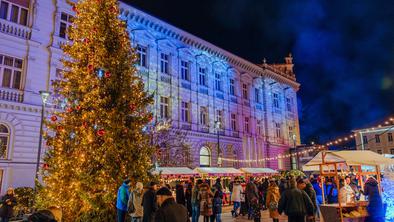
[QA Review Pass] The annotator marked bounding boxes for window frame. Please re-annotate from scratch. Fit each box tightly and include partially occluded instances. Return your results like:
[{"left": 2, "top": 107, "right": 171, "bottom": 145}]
[
  {"left": 181, "top": 101, "right": 190, "bottom": 123},
  {"left": 273, "top": 93, "right": 280, "bottom": 109},
  {"left": 199, "top": 106, "right": 208, "bottom": 126},
  {"left": 0, "top": 54, "right": 23, "bottom": 90},
  {"left": 214, "top": 72, "right": 222, "bottom": 91},
  {"left": 229, "top": 79, "right": 235, "bottom": 95},
  {"left": 180, "top": 60, "right": 190, "bottom": 81},
  {"left": 0, "top": 1, "right": 28, "bottom": 26},
  {"left": 59, "top": 12, "right": 74, "bottom": 39},
  {"left": 159, "top": 96, "right": 170, "bottom": 119},
  {"left": 244, "top": 117, "right": 250, "bottom": 133},
  {"left": 375, "top": 134, "right": 381, "bottom": 143},
  {"left": 136, "top": 45, "right": 148, "bottom": 68},
  {"left": 160, "top": 53, "right": 170, "bottom": 74},
  {"left": 242, "top": 83, "right": 248, "bottom": 100},
  {"left": 388, "top": 133, "right": 393, "bottom": 142},
  {"left": 0, "top": 124, "right": 10, "bottom": 159},
  {"left": 198, "top": 67, "right": 207, "bottom": 86},
  {"left": 254, "top": 88, "right": 260, "bottom": 103},
  {"left": 275, "top": 122, "right": 281, "bottom": 138},
  {"left": 199, "top": 146, "right": 211, "bottom": 167},
  {"left": 363, "top": 135, "right": 368, "bottom": 144},
  {"left": 231, "top": 113, "right": 237, "bottom": 131}
]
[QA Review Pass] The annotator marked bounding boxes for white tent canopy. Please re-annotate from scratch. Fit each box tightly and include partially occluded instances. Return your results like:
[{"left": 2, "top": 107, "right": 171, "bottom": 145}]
[
  {"left": 240, "top": 168, "right": 278, "bottom": 175},
  {"left": 194, "top": 167, "right": 243, "bottom": 176},
  {"left": 303, "top": 150, "right": 394, "bottom": 171},
  {"left": 152, "top": 167, "right": 197, "bottom": 177}
]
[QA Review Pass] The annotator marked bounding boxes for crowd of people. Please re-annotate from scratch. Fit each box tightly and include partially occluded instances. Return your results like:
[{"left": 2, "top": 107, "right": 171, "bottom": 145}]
[{"left": 116, "top": 173, "right": 385, "bottom": 222}]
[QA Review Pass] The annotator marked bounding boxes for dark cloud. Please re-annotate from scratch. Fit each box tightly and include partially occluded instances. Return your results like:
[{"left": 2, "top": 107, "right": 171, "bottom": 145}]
[{"left": 126, "top": 0, "right": 394, "bottom": 143}]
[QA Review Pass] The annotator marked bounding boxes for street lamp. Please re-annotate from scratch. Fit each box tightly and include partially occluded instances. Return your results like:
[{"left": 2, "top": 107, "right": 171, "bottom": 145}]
[
  {"left": 215, "top": 120, "right": 221, "bottom": 167},
  {"left": 35, "top": 90, "right": 51, "bottom": 182},
  {"left": 292, "top": 133, "right": 298, "bottom": 170}
]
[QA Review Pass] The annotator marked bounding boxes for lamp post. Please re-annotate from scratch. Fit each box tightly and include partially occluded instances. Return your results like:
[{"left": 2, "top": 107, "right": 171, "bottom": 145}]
[
  {"left": 215, "top": 120, "right": 221, "bottom": 167},
  {"left": 292, "top": 133, "right": 298, "bottom": 170},
  {"left": 35, "top": 90, "right": 51, "bottom": 182}
]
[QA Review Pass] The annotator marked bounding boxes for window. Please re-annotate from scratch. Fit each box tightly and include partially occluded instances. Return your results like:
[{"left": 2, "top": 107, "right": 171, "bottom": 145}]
[
  {"left": 0, "top": 54, "right": 23, "bottom": 89},
  {"left": 391, "top": 149, "right": 394, "bottom": 154},
  {"left": 286, "top": 98, "right": 292, "bottom": 112},
  {"left": 215, "top": 73, "right": 222, "bottom": 91},
  {"left": 375, "top": 134, "right": 380, "bottom": 143},
  {"left": 181, "top": 101, "right": 190, "bottom": 122},
  {"left": 377, "top": 150, "right": 382, "bottom": 154},
  {"left": 231, "top": 113, "right": 237, "bottom": 131},
  {"left": 200, "top": 106, "right": 208, "bottom": 126},
  {"left": 363, "top": 135, "right": 368, "bottom": 144},
  {"left": 159, "top": 96, "right": 170, "bottom": 119},
  {"left": 198, "top": 67, "right": 207, "bottom": 86},
  {"left": 180, "top": 60, "right": 190, "bottom": 81},
  {"left": 273, "top": 93, "right": 280, "bottom": 109},
  {"left": 136, "top": 45, "right": 147, "bottom": 67},
  {"left": 255, "top": 88, "right": 260, "bottom": 103},
  {"left": 0, "top": 1, "right": 28, "bottom": 26},
  {"left": 59, "top": 12, "right": 73, "bottom": 39},
  {"left": 199, "top": 146, "right": 211, "bottom": 167},
  {"left": 0, "top": 124, "right": 9, "bottom": 159},
  {"left": 275, "top": 123, "right": 281, "bottom": 138},
  {"left": 216, "top": 110, "right": 223, "bottom": 129},
  {"left": 160, "top": 53, "right": 170, "bottom": 74},
  {"left": 388, "top": 133, "right": 393, "bottom": 142},
  {"left": 242, "top": 84, "right": 248, "bottom": 100},
  {"left": 244, "top": 117, "right": 250, "bottom": 133},
  {"left": 257, "top": 120, "right": 263, "bottom": 135},
  {"left": 288, "top": 126, "right": 294, "bottom": 139},
  {"left": 229, "top": 79, "right": 235, "bottom": 95}
]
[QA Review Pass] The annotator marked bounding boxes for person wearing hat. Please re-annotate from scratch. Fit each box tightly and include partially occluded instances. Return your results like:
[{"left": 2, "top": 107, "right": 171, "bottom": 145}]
[
  {"left": 154, "top": 187, "right": 189, "bottom": 222},
  {"left": 266, "top": 178, "right": 280, "bottom": 222},
  {"left": 128, "top": 182, "right": 144, "bottom": 222},
  {"left": 116, "top": 179, "right": 131, "bottom": 222},
  {"left": 142, "top": 181, "right": 158, "bottom": 222}
]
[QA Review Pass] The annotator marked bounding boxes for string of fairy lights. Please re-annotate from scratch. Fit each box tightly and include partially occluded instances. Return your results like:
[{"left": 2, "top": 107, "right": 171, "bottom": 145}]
[{"left": 219, "top": 116, "right": 394, "bottom": 163}]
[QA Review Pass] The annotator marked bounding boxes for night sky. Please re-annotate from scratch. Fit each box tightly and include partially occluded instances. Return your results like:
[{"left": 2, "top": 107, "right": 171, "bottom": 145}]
[{"left": 126, "top": 0, "right": 394, "bottom": 143}]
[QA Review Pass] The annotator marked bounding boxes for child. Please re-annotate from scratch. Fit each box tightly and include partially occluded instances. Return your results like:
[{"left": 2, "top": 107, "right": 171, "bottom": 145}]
[{"left": 213, "top": 190, "right": 223, "bottom": 222}]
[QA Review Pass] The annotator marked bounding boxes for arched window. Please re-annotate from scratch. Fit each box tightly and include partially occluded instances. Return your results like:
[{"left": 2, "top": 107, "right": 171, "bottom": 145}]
[
  {"left": 0, "top": 124, "right": 10, "bottom": 159},
  {"left": 199, "top": 146, "right": 211, "bottom": 167}
]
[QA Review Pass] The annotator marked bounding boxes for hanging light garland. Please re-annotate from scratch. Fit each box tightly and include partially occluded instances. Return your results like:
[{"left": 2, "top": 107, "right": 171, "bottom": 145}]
[{"left": 220, "top": 116, "right": 394, "bottom": 163}]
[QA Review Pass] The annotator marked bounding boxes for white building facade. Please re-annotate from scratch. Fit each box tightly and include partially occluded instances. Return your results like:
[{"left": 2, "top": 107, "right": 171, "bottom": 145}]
[{"left": 0, "top": 0, "right": 300, "bottom": 192}]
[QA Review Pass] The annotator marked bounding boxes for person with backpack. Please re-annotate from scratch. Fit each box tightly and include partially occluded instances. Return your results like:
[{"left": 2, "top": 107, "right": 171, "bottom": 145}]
[
  {"left": 116, "top": 179, "right": 131, "bottom": 222},
  {"left": 266, "top": 178, "right": 280, "bottom": 222},
  {"left": 128, "top": 182, "right": 144, "bottom": 222}
]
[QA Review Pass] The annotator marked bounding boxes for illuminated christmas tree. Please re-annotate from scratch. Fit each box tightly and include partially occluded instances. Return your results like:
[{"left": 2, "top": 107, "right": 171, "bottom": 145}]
[{"left": 36, "top": 0, "right": 154, "bottom": 221}]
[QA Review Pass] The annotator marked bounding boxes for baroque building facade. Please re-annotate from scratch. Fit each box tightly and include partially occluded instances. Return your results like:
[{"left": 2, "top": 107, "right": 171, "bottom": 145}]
[
  {"left": 0, "top": 0, "right": 300, "bottom": 192},
  {"left": 353, "top": 125, "right": 394, "bottom": 155}
]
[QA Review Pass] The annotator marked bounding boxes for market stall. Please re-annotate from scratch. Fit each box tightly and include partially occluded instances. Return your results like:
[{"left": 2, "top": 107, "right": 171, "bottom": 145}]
[
  {"left": 239, "top": 167, "right": 279, "bottom": 177},
  {"left": 152, "top": 167, "right": 198, "bottom": 182},
  {"left": 194, "top": 167, "right": 244, "bottom": 205},
  {"left": 304, "top": 150, "right": 394, "bottom": 222}
]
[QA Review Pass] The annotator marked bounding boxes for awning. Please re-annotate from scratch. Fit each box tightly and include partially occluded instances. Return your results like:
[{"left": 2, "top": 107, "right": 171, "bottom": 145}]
[
  {"left": 239, "top": 168, "right": 279, "bottom": 175},
  {"left": 303, "top": 150, "right": 394, "bottom": 171},
  {"left": 194, "top": 167, "right": 243, "bottom": 176},
  {"left": 152, "top": 167, "right": 198, "bottom": 177}
]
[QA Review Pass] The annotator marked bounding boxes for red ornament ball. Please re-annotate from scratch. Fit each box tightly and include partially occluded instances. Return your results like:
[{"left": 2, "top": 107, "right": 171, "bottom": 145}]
[
  {"left": 148, "top": 115, "right": 153, "bottom": 122},
  {"left": 83, "top": 38, "right": 89, "bottom": 44},
  {"left": 57, "top": 125, "right": 64, "bottom": 131},
  {"left": 129, "top": 104, "right": 136, "bottom": 112},
  {"left": 43, "top": 163, "right": 49, "bottom": 170},
  {"left": 87, "top": 64, "right": 94, "bottom": 72},
  {"left": 72, "top": 5, "right": 77, "bottom": 12},
  {"left": 104, "top": 71, "right": 111, "bottom": 78},
  {"left": 76, "top": 105, "right": 81, "bottom": 111},
  {"left": 82, "top": 122, "right": 88, "bottom": 128},
  {"left": 66, "top": 107, "right": 73, "bottom": 113},
  {"left": 50, "top": 115, "right": 58, "bottom": 122},
  {"left": 97, "top": 129, "right": 105, "bottom": 136}
]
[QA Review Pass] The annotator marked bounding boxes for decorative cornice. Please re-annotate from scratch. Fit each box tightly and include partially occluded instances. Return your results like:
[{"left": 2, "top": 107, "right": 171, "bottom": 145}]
[
  {"left": 0, "top": 101, "right": 41, "bottom": 114},
  {"left": 119, "top": 2, "right": 300, "bottom": 90}
]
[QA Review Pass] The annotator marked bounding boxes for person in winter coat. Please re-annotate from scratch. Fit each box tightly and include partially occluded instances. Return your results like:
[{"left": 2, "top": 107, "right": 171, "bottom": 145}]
[
  {"left": 266, "top": 179, "right": 280, "bottom": 222},
  {"left": 142, "top": 182, "right": 158, "bottom": 222},
  {"left": 0, "top": 187, "right": 17, "bottom": 222},
  {"left": 154, "top": 187, "right": 189, "bottom": 222},
  {"left": 297, "top": 178, "right": 317, "bottom": 222},
  {"left": 116, "top": 179, "right": 131, "bottom": 222},
  {"left": 245, "top": 177, "right": 259, "bottom": 220},
  {"left": 325, "top": 178, "right": 338, "bottom": 204},
  {"left": 362, "top": 176, "right": 384, "bottom": 222},
  {"left": 213, "top": 190, "right": 223, "bottom": 222},
  {"left": 185, "top": 181, "right": 193, "bottom": 217},
  {"left": 231, "top": 179, "right": 243, "bottom": 217},
  {"left": 279, "top": 178, "right": 288, "bottom": 194},
  {"left": 176, "top": 182, "right": 186, "bottom": 206},
  {"left": 278, "top": 178, "right": 315, "bottom": 222},
  {"left": 129, "top": 182, "right": 144, "bottom": 222},
  {"left": 191, "top": 180, "right": 203, "bottom": 222},
  {"left": 198, "top": 182, "right": 213, "bottom": 222}
]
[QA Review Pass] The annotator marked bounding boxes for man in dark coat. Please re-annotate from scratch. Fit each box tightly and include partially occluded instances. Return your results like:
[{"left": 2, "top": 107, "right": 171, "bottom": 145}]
[
  {"left": 0, "top": 188, "right": 17, "bottom": 222},
  {"left": 175, "top": 182, "right": 186, "bottom": 206},
  {"left": 155, "top": 187, "right": 189, "bottom": 222},
  {"left": 362, "top": 177, "right": 384, "bottom": 222},
  {"left": 245, "top": 177, "right": 259, "bottom": 220},
  {"left": 142, "top": 182, "right": 158, "bottom": 222},
  {"left": 297, "top": 178, "right": 317, "bottom": 222},
  {"left": 278, "top": 178, "right": 315, "bottom": 222}
]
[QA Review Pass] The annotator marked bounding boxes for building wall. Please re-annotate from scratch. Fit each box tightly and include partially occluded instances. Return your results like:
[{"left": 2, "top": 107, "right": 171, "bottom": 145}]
[
  {"left": 354, "top": 125, "right": 394, "bottom": 155},
  {"left": 0, "top": 0, "right": 300, "bottom": 192}
]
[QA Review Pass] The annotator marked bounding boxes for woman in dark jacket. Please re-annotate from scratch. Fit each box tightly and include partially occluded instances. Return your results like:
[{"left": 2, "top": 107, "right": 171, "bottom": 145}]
[
  {"left": 362, "top": 177, "right": 384, "bottom": 222},
  {"left": 185, "top": 182, "right": 193, "bottom": 217},
  {"left": 0, "top": 188, "right": 17, "bottom": 222}
]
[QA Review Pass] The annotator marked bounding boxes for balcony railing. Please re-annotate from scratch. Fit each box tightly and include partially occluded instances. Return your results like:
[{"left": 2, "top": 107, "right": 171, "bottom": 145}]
[
  {"left": 0, "top": 88, "right": 24, "bottom": 103},
  {"left": 0, "top": 19, "right": 31, "bottom": 40}
]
